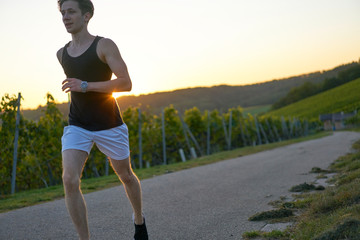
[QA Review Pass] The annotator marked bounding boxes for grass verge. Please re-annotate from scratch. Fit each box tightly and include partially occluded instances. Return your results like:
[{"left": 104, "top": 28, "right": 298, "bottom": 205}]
[
  {"left": 0, "top": 131, "right": 329, "bottom": 213},
  {"left": 249, "top": 209, "right": 293, "bottom": 221},
  {"left": 243, "top": 230, "right": 290, "bottom": 239},
  {"left": 261, "top": 137, "right": 360, "bottom": 240}
]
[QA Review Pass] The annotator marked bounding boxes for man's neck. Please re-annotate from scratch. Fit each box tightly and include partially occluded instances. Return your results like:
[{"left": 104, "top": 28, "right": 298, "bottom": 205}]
[{"left": 71, "top": 30, "right": 94, "bottom": 47}]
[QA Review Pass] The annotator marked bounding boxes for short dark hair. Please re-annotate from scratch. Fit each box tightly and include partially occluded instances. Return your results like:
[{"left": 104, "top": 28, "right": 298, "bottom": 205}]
[{"left": 58, "top": 0, "right": 94, "bottom": 18}]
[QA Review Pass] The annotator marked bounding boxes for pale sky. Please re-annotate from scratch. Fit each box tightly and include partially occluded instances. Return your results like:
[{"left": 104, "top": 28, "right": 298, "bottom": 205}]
[{"left": 0, "top": 0, "right": 359, "bottom": 109}]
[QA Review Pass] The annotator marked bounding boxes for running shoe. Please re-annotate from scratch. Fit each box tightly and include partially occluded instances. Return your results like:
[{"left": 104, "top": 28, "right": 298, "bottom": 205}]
[{"left": 134, "top": 218, "right": 148, "bottom": 240}]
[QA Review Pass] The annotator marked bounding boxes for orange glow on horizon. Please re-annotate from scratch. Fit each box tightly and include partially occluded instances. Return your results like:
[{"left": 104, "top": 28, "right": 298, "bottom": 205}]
[{"left": 112, "top": 92, "right": 135, "bottom": 99}]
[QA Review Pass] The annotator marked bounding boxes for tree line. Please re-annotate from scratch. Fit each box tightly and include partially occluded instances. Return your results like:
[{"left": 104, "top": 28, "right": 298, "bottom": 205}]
[
  {"left": 272, "top": 62, "right": 360, "bottom": 110},
  {"left": 0, "top": 93, "right": 321, "bottom": 195}
]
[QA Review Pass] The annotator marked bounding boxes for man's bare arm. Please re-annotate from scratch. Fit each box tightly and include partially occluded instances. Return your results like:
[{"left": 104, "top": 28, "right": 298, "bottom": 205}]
[
  {"left": 61, "top": 38, "right": 132, "bottom": 94},
  {"left": 96, "top": 38, "right": 132, "bottom": 92}
]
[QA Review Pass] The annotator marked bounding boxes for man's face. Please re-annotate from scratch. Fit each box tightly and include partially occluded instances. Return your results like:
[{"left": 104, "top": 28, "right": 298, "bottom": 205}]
[{"left": 60, "top": 1, "right": 89, "bottom": 34}]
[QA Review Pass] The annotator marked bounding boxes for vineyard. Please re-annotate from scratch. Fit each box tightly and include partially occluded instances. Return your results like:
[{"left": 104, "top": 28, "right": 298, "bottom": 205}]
[
  {"left": 0, "top": 93, "right": 321, "bottom": 195},
  {"left": 267, "top": 78, "right": 360, "bottom": 119}
]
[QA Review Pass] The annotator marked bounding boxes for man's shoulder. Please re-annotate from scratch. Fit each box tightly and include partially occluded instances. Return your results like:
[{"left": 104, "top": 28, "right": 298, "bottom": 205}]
[
  {"left": 56, "top": 47, "right": 64, "bottom": 63},
  {"left": 56, "top": 39, "right": 71, "bottom": 63},
  {"left": 98, "top": 37, "right": 117, "bottom": 47},
  {"left": 97, "top": 37, "right": 119, "bottom": 54},
  {"left": 57, "top": 47, "right": 64, "bottom": 55}
]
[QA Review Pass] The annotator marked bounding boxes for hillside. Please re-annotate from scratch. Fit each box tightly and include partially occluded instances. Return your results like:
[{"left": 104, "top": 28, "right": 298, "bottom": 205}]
[
  {"left": 271, "top": 62, "right": 360, "bottom": 110},
  {"left": 115, "top": 62, "right": 356, "bottom": 114},
  {"left": 265, "top": 78, "right": 360, "bottom": 119},
  {"left": 21, "top": 62, "right": 356, "bottom": 121}
]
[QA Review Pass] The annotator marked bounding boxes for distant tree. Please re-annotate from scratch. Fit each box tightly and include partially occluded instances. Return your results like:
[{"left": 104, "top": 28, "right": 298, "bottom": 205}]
[{"left": 272, "top": 82, "right": 320, "bottom": 110}]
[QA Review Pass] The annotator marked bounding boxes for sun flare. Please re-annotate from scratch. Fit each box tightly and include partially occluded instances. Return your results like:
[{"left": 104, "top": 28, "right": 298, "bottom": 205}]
[{"left": 112, "top": 92, "right": 123, "bottom": 99}]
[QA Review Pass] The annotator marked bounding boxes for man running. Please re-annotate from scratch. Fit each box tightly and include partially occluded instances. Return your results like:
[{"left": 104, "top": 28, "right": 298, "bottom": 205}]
[{"left": 56, "top": 0, "right": 148, "bottom": 239}]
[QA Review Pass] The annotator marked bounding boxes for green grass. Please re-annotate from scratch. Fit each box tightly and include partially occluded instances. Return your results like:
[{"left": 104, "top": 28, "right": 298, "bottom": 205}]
[
  {"left": 242, "top": 230, "right": 290, "bottom": 239},
  {"left": 287, "top": 139, "right": 360, "bottom": 239},
  {"left": 249, "top": 208, "right": 293, "bottom": 221},
  {"left": 313, "top": 219, "right": 360, "bottom": 240},
  {"left": 266, "top": 78, "right": 360, "bottom": 119},
  {"left": 0, "top": 132, "right": 330, "bottom": 213},
  {"left": 289, "top": 182, "right": 325, "bottom": 192},
  {"left": 242, "top": 230, "right": 261, "bottom": 238},
  {"left": 263, "top": 230, "right": 289, "bottom": 238},
  {"left": 242, "top": 132, "right": 360, "bottom": 239}
]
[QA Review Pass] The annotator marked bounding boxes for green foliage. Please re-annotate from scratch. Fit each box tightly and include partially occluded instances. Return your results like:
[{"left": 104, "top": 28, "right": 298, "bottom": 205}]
[
  {"left": 0, "top": 93, "right": 67, "bottom": 194},
  {"left": 162, "top": 105, "right": 184, "bottom": 164},
  {"left": 267, "top": 78, "right": 360, "bottom": 119},
  {"left": 345, "top": 111, "right": 360, "bottom": 125},
  {"left": 0, "top": 92, "right": 320, "bottom": 194},
  {"left": 272, "top": 62, "right": 360, "bottom": 110},
  {"left": 272, "top": 81, "right": 321, "bottom": 110},
  {"left": 184, "top": 107, "right": 207, "bottom": 154},
  {"left": 0, "top": 94, "right": 19, "bottom": 194}
]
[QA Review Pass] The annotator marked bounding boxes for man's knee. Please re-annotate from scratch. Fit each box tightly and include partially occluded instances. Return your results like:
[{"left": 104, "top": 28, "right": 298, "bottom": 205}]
[
  {"left": 61, "top": 149, "right": 87, "bottom": 192},
  {"left": 110, "top": 157, "right": 137, "bottom": 185},
  {"left": 62, "top": 172, "right": 81, "bottom": 192},
  {"left": 118, "top": 171, "right": 137, "bottom": 185}
]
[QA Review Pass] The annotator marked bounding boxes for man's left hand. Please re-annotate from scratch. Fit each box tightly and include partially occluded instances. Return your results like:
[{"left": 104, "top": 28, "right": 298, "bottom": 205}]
[{"left": 62, "top": 78, "right": 82, "bottom": 93}]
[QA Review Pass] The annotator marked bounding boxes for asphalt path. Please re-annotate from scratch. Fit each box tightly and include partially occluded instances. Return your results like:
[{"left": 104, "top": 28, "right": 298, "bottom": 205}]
[{"left": 1, "top": 131, "right": 360, "bottom": 240}]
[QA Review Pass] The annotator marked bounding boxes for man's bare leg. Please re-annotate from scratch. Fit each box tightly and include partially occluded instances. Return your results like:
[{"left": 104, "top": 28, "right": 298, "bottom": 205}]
[
  {"left": 62, "top": 149, "right": 90, "bottom": 240},
  {"left": 110, "top": 157, "right": 144, "bottom": 225}
]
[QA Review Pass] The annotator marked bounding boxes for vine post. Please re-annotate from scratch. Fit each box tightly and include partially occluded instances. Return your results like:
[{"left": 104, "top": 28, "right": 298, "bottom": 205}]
[
  {"left": 11, "top": 92, "right": 21, "bottom": 194},
  {"left": 162, "top": 109, "right": 166, "bottom": 165},
  {"left": 138, "top": 108, "right": 143, "bottom": 168}
]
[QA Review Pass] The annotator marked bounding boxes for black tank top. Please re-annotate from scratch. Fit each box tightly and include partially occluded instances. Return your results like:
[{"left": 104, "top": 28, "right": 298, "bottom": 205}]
[{"left": 61, "top": 36, "right": 123, "bottom": 131}]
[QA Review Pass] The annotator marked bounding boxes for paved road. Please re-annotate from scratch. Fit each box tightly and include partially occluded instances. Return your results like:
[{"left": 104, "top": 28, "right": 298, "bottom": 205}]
[{"left": 1, "top": 131, "right": 360, "bottom": 240}]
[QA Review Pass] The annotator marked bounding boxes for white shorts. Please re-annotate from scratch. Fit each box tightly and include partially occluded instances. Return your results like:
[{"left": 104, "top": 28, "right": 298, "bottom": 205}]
[{"left": 61, "top": 124, "right": 130, "bottom": 160}]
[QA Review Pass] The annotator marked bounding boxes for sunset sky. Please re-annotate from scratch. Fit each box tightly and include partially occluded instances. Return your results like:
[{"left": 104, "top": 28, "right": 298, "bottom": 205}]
[{"left": 0, "top": 0, "right": 359, "bottom": 109}]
